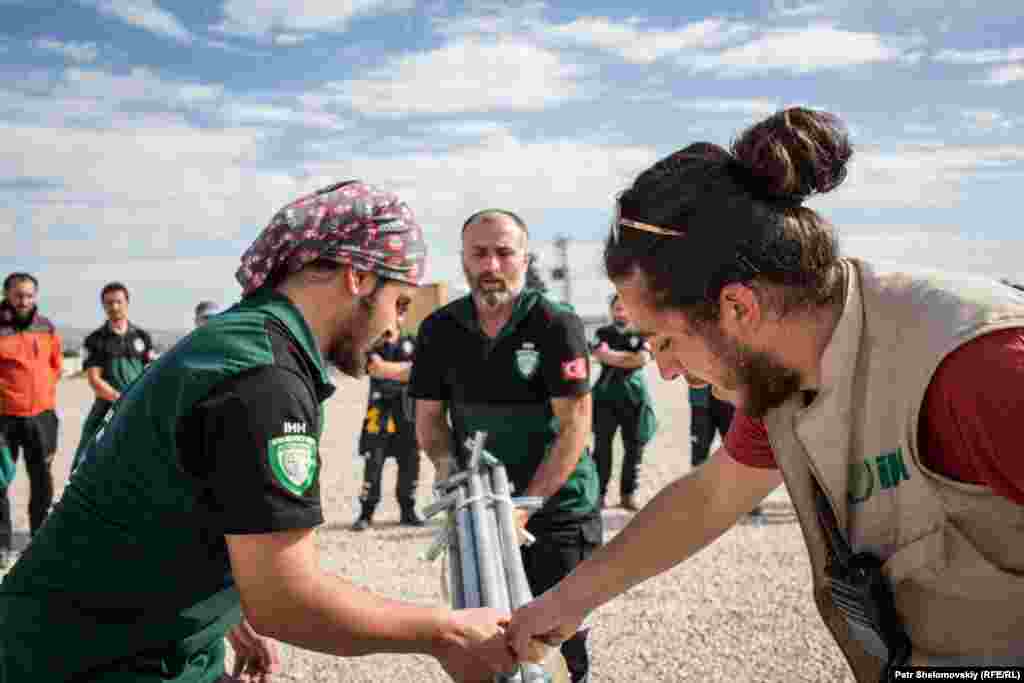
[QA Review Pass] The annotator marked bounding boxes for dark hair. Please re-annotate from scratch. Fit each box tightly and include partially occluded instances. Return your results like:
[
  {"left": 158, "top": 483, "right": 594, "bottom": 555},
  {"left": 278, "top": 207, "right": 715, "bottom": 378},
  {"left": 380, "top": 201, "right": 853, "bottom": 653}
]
[
  {"left": 194, "top": 300, "right": 220, "bottom": 317},
  {"left": 604, "top": 107, "right": 851, "bottom": 325},
  {"left": 3, "top": 272, "right": 38, "bottom": 292},
  {"left": 461, "top": 209, "right": 529, "bottom": 238},
  {"left": 100, "top": 282, "right": 130, "bottom": 303}
]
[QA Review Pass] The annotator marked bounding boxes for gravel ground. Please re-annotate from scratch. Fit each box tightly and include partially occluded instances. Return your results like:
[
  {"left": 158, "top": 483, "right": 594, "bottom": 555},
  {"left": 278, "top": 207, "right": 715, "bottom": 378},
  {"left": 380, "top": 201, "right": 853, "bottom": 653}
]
[{"left": 5, "top": 369, "right": 854, "bottom": 682}]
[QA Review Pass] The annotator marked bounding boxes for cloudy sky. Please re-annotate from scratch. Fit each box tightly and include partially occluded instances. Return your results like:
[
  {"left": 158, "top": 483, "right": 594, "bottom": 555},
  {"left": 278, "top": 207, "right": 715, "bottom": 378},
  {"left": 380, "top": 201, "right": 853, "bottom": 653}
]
[{"left": 1, "top": 1, "right": 1022, "bottom": 330}]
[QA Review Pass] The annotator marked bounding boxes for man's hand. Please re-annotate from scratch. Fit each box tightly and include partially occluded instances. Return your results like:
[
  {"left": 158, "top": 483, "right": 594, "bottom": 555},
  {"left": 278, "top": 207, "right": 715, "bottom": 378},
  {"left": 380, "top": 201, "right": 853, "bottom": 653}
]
[
  {"left": 591, "top": 342, "right": 610, "bottom": 364},
  {"left": 435, "top": 607, "right": 517, "bottom": 682},
  {"left": 366, "top": 353, "right": 383, "bottom": 374},
  {"left": 512, "top": 508, "right": 532, "bottom": 546},
  {"left": 506, "top": 593, "right": 583, "bottom": 665},
  {"left": 226, "top": 618, "right": 280, "bottom": 682}
]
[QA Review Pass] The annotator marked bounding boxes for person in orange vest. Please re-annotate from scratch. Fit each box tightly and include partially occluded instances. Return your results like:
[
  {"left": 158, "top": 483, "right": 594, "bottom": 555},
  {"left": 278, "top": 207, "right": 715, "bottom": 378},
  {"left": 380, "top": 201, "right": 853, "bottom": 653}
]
[{"left": 0, "top": 272, "right": 62, "bottom": 569}]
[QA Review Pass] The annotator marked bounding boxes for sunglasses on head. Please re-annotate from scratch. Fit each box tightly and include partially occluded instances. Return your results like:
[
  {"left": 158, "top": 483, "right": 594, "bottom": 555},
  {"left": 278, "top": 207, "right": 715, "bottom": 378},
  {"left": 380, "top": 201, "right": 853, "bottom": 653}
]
[
  {"left": 609, "top": 196, "right": 687, "bottom": 244},
  {"left": 609, "top": 198, "right": 763, "bottom": 278}
]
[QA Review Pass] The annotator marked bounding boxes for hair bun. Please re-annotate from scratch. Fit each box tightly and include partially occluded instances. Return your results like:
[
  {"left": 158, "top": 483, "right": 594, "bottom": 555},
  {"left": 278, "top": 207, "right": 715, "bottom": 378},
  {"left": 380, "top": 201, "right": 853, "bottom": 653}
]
[{"left": 731, "top": 107, "right": 852, "bottom": 203}]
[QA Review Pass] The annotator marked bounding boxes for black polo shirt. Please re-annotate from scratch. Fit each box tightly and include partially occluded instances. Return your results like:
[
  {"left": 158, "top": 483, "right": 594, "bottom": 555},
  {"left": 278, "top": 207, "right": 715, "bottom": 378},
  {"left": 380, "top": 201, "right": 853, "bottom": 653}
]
[
  {"left": 368, "top": 333, "right": 416, "bottom": 402},
  {"left": 409, "top": 289, "right": 599, "bottom": 519},
  {"left": 82, "top": 322, "right": 154, "bottom": 394},
  {"left": 592, "top": 323, "right": 654, "bottom": 399}
]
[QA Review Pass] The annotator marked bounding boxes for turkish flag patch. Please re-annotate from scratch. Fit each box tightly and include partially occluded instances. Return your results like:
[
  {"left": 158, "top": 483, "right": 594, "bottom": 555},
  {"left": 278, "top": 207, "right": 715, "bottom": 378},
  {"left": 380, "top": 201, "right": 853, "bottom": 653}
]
[{"left": 561, "top": 357, "right": 588, "bottom": 381}]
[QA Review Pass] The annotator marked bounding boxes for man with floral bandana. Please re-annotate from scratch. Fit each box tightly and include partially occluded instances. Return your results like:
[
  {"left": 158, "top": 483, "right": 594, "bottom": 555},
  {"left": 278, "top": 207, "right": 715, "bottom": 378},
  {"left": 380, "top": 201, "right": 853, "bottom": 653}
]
[{"left": 0, "top": 181, "right": 513, "bottom": 683}]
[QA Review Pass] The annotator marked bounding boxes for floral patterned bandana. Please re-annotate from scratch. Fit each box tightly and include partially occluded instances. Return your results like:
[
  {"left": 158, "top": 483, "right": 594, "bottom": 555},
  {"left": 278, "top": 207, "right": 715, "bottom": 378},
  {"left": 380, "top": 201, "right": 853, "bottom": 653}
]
[{"left": 236, "top": 180, "right": 427, "bottom": 296}]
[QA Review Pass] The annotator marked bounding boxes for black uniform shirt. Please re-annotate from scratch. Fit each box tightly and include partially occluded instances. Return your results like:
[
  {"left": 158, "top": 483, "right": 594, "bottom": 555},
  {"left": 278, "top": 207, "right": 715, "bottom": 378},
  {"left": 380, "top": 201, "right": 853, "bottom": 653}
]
[
  {"left": 368, "top": 333, "right": 416, "bottom": 402},
  {"left": 82, "top": 322, "right": 154, "bottom": 394},
  {"left": 176, "top": 317, "right": 332, "bottom": 535}
]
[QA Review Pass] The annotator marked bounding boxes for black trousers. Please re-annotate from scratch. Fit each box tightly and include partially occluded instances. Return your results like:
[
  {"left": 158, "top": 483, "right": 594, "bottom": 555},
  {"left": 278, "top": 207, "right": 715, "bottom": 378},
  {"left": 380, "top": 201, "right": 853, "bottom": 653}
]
[
  {"left": 592, "top": 398, "right": 645, "bottom": 499},
  {"left": 0, "top": 411, "right": 59, "bottom": 548},
  {"left": 521, "top": 513, "right": 603, "bottom": 683},
  {"left": 357, "top": 399, "right": 420, "bottom": 513},
  {"left": 690, "top": 392, "right": 735, "bottom": 468}
]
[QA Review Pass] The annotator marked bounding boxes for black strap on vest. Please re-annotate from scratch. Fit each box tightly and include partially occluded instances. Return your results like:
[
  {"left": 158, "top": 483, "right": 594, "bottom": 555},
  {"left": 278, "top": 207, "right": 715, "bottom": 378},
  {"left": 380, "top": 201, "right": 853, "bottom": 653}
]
[{"left": 812, "top": 478, "right": 911, "bottom": 681}]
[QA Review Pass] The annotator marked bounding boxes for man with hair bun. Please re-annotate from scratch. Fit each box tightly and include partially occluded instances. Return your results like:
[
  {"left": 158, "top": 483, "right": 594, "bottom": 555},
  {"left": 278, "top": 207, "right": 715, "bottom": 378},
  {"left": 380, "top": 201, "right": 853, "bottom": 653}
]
[{"left": 508, "top": 108, "right": 1024, "bottom": 677}]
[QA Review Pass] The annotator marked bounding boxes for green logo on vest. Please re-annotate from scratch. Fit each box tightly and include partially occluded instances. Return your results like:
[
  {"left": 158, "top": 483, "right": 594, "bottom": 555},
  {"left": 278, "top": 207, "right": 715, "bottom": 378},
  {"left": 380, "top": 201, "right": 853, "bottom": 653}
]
[
  {"left": 848, "top": 448, "right": 910, "bottom": 505},
  {"left": 515, "top": 342, "right": 540, "bottom": 380},
  {"left": 268, "top": 434, "right": 318, "bottom": 496}
]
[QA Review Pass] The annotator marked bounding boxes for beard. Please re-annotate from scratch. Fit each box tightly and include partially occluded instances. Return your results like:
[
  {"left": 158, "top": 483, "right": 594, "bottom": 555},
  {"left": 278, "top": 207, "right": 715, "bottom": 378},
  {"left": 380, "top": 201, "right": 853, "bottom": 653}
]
[
  {"left": 13, "top": 305, "right": 35, "bottom": 322},
  {"left": 703, "top": 323, "right": 802, "bottom": 418},
  {"left": 464, "top": 265, "right": 521, "bottom": 309},
  {"left": 328, "top": 295, "right": 383, "bottom": 379}
]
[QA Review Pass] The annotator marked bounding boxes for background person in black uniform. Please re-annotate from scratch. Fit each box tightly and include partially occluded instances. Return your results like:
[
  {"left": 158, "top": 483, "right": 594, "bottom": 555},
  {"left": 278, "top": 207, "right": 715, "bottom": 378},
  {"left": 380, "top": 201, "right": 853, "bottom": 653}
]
[
  {"left": 590, "top": 293, "right": 657, "bottom": 511},
  {"left": 71, "top": 281, "right": 155, "bottom": 471},
  {"left": 685, "top": 372, "right": 762, "bottom": 517},
  {"left": 411, "top": 209, "right": 600, "bottom": 683},
  {"left": 353, "top": 311, "right": 424, "bottom": 530},
  {"left": 194, "top": 300, "right": 222, "bottom": 327}
]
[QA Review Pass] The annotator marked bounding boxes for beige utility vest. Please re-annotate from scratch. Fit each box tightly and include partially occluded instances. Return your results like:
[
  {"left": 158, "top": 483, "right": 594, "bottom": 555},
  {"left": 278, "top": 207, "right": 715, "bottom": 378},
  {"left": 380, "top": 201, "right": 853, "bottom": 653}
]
[{"left": 762, "top": 259, "right": 1024, "bottom": 680}]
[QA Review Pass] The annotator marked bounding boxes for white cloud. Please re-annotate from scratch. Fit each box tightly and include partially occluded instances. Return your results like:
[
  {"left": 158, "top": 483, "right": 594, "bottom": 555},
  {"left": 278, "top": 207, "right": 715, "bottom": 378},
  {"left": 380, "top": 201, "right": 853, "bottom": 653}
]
[
  {"left": 978, "top": 63, "right": 1024, "bottom": 86},
  {"left": 221, "top": 102, "right": 347, "bottom": 130},
  {"left": 333, "top": 38, "right": 588, "bottom": 115},
  {"left": 773, "top": 2, "right": 828, "bottom": 17},
  {"left": 933, "top": 47, "right": 1024, "bottom": 65},
  {"left": 0, "top": 121, "right": 293, "bottom": 249},
  {"left": 689, "top": 24, "right": 914, "bottom": 75},
  {"left": 203, "top": 38, "right": 271, "bottom": 57},
  {"left": 676, "top": 97, "right": 781, "bottom": 116},
  {"left": 32, "top": 255, "right": 243, "bottom": 329},
  {"left": 961, "top": 109, "right": 1015, "bottom": 132},
  {"left": 273, "top": 33, "right": 312, "bottom": 46},
  {"left": 33, "top": 38, "right": 99, "bottom": 63},
  {"left": 540, "top": 17, "right": 751, "bottom": 64},
  {"left": 60, "top": 66, "right": 223, "bottom": 107},
  {"left": 815, "top": 144, "right": 1024, "bottom": 210},
  {"left": 84, "top": 0, "right": 193, "bottom": 44},
  {"left": 214, "top": 0, "right": 414, "bottom": 38},
  {"left": 299, "top": 132, "right": 656, "bottom": 282},
  {"left": 420, "top": 120, "right": 512, "bottom": 138}
]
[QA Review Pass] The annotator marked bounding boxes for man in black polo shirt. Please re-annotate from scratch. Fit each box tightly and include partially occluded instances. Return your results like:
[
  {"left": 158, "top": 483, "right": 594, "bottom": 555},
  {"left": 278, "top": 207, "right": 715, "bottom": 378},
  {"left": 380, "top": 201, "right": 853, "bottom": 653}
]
[
  {"left": 71, "top": 282, "right": 155, "bottom": 471},
  {"left": 353, "top": 311, "right": 424, "bottom": 530},
  {"left": 411, "top": 209, "right": 600, "bottom": 683}
]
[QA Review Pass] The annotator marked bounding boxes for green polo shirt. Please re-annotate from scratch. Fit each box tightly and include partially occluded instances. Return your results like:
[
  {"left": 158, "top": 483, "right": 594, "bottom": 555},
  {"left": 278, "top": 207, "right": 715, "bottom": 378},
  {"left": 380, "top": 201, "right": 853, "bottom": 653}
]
[
  {"left": 409, "top": 289, "right": 599, "bottom": 521},
  {"left": 0, "top": 289, "right": 334, "bottom": 682}
]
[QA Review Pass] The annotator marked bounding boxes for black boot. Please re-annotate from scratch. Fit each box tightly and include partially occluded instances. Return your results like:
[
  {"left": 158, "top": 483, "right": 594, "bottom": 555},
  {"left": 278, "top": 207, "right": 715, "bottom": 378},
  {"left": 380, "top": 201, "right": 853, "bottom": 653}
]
[
  {"left": 352, "top": 505, "right": 374, "bottom": 531},
  {"left": 399, "top": 505, "right": 425, "bottom": 527}
]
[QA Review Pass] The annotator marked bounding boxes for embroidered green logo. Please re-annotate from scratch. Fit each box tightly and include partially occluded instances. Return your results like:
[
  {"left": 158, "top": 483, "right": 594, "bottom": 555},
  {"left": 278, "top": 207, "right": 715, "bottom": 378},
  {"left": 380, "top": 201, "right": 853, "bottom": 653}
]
[
  {"left": 515, "top": 342, "right": 540, "bottom": 379},
  {"left": 848, "top": 448, "right": 910, "bottom": 505},
  {"left": 268, "top": 434, "right": 318, "bottom": 496}
]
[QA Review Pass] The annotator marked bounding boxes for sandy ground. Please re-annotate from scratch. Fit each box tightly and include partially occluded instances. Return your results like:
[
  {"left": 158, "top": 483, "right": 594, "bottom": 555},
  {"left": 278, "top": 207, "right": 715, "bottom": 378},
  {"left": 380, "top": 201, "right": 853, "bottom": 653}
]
[{"left": 4, "top": 369, "right": 854, "bottom": 682}]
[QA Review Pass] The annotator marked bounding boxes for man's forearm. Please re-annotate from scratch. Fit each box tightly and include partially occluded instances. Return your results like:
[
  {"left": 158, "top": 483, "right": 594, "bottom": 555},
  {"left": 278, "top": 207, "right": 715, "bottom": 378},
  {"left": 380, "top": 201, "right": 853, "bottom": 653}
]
[
  {"left": 87, "top": 374, "right": 120, "bottom": 402},
  {"left": 252, "top": 572, "right": 454, "bottom": 658},
  {"left": 524, "top": 419, "right": 589, "bottom": 500},
  {"left": 418, "top": 416, "right": 454, "bottom": 474},
  {"left": 549, "top": 449, "right": 781, "bottom": 619},
  {"left": 599, "top": 349, "right": 647, "bottom": 370},
  {"left": 368, "top": 360, "right": 412, "bottom": 383}
]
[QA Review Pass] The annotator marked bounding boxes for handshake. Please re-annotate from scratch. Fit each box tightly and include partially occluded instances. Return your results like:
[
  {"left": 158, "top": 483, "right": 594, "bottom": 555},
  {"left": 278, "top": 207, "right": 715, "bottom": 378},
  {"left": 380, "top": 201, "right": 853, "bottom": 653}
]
[{"left": 423, "top": 433, "right": 580, "bottom": 683}]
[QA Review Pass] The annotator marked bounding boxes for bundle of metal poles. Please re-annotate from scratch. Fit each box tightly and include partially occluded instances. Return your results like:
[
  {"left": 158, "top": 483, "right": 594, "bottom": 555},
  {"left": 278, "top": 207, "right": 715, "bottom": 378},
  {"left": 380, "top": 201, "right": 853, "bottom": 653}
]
[{"left": 423, "top": 431, "right": 560, "bottom": 683}]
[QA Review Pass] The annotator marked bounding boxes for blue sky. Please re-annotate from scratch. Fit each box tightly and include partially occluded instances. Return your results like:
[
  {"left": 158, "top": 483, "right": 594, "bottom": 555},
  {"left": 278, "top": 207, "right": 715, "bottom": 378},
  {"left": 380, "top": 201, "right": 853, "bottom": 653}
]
[{"left": 1, "top": 0, "right": 1022, "bottom": 330}]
